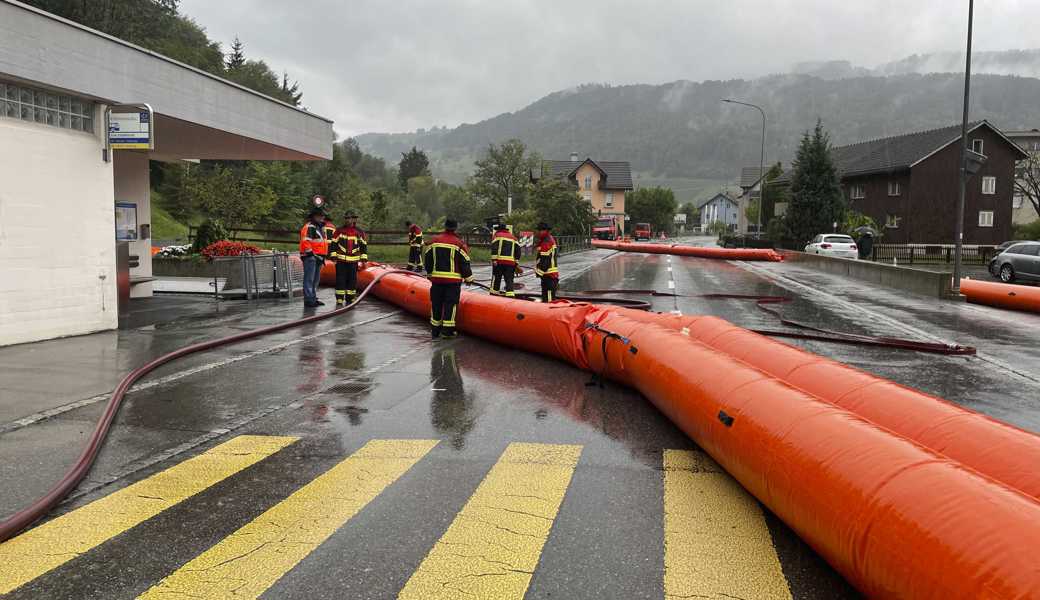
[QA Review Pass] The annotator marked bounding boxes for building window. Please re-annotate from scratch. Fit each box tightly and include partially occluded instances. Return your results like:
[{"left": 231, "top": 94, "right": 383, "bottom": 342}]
[
  {"left": 978, "top": 210, "right": 994, "bottom": 227},
  {"left": 982, "top": 176, "right": 996, "bottom": 195},
  {"left": 0, "top": 80, "right": 95, "bottom": 133},
  {"left": 583, "top": 191, "right": 592, "bottom": 203},
  {"left": 888, "top": 181, "right": 901, "bottom": 196},
  {"left": 885, "top": 214, "right": 901, "bottom": 229},
  {"left": 1032, "top": 141, "right": 1040, "bottom": 151},
  {"left": 971, "top": 139, "right": 984, "bottom": 155},
  {"left": 850, "top": 184, "right": 865, "bottom": 199},
  {"left": 1013, "top": 193, "right": 1024, "bottom": 209},
  {"left": 605, "top": 192, "right": 614, "bottom": 207},
  {"left": 584, "top": 175, "right": 592, "bottom": 190}
]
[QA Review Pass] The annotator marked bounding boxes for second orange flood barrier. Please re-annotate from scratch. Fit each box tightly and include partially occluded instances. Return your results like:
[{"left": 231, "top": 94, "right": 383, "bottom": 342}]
[
  {"left": 357, "top": 264, "right": 1040, "bottom": 599},
  {"left": 592, "top": 239, "right": 784, "bottom": 261},
  {"left": 960, "top": 278, "right": 1040, "bottom": 313}
]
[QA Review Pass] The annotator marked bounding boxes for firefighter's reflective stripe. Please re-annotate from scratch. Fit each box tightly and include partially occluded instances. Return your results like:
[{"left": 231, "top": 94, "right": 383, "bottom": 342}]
[
  {"left": 408, "top": 226, "right": 424, "bottom": 247},
  {"left": 332, "top": 231, "right": 368, "bottom": 261},
  {"left": 491, "top": 237, "right": 519, "bottom": 264},
  {"left": 536, "top": 244, "right": 559, "bottom": 276},
  {"left": 426, "top": 243, "right": 469, "bottom": 281},
  {"left": 443, "top": 304, "right": 458, "bottom": 327}
]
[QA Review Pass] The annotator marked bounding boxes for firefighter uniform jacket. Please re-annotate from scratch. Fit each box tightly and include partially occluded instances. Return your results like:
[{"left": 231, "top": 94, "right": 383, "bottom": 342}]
[
  {"left": 322, "top": 219, "right": 337, "bottom": 259},
  {"left": 424, "top": 232, "right": 474, "bottom": 284},
  {"left": 299, "top": 221, "right": 328, "bottom": 258},
  {"left": 490, "top": 230, "right": 521, "bottom": 266},
  {"left": 331, "top": 225, "right": 369, "bottom": 262},
  {"left": 535, "top": 234, "right": 559, "bottom": 279},
  {"left": 408, "top": 224, "right": 424, "bottom": 247}
]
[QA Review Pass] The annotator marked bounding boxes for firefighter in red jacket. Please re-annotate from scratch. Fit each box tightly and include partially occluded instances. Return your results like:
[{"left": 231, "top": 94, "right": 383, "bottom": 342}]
[
  {"left": 406, "top": 220, "right": 424, "bottom": 272},
  {"left": 535, "top": 222, "right": 559, "bottom": 302},
  {"left": 322, "top": 215, "right": 337, "bottom": 262},
  {"left": 330, "top": 210, "right": 368, "bottom": 306},
  {"left": 423, "top": 219, "right": 473, "bottom": 339},
  {"left": 490, "top": 223, "right": 522, "bottom": 297}
]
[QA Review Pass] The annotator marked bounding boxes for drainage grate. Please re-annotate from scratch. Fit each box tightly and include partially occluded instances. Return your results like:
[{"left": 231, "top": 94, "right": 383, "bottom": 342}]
[{"left": 323, "top": 380, "right": 375, "bottom": 395}]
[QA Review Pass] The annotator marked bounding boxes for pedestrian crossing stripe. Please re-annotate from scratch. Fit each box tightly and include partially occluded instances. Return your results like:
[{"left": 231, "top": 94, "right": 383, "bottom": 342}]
[
  {"left": 0, "top": 434, "right": 298, "bottom": 595},
  {"left": 138, "top": 438, "right": 439, "bottom": 600},
  {"left": 0, "top": 438, "right": 795, "bottom": 598},
  {"left": 398, "top": 442, "right": 582, "bottom": 600},
  {"left": 663, "top": 449, "right": 792, "bottom": 600}
]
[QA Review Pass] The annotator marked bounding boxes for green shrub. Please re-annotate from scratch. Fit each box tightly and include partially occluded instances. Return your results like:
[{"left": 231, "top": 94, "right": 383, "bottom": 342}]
[
  {"left": 1012, "top": 219, "right": 1040, "bottom": 241},
  {"left": 191, "top": 219, "right": 228, "bottom": 254}
]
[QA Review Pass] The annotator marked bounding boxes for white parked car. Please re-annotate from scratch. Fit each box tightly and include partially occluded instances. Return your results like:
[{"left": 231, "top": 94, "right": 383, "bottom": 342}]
[{"left": 804, "top": 234, "right": 859, "bottom": 259}]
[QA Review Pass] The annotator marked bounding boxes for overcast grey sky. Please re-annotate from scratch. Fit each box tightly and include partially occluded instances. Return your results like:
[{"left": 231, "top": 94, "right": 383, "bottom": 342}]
[{"left": 180, "top": 0, "right": 1037, "bottom": 137}]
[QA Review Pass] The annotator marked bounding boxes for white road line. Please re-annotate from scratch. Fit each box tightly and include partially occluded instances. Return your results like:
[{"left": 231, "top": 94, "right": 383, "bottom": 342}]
[
  {"left": 667, "top": 280, "right": 676, "bottom": 289},
  {"left": 0, "top": 311, "right": 401, "bottom": 434},
  {"left": 734, "top": 260, "right": 1040, "bottom": 385}
]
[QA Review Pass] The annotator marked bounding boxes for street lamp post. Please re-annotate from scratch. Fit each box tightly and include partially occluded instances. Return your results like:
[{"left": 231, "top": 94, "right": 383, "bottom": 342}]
[
  {"left": 952, "top": 0, "right": 974, "bottom": 294},
  {"left": 722, "top": 98, "right": 766, "bottom": 237}
]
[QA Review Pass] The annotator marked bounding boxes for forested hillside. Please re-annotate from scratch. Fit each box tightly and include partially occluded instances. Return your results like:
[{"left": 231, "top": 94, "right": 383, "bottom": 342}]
[{"left": 358, "top": 70, "right": 1040, "bottom": 182}]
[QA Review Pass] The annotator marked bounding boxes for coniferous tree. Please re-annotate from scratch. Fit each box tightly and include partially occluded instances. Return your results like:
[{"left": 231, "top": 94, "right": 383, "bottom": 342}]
[
  {"left": 225, "top": 36, "right": 245, "bottom": 70},
  {"left": 785, "top": 120, "right": 846, "bottom": 245}
]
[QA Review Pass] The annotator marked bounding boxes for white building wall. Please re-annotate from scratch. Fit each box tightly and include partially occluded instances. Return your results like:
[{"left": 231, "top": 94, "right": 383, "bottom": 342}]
[
  {"left": 0, "top": 112, "right": 117, "bottom": 346},
  {"left": 113, "top": 151, "right": 152, "bottom": 297}
]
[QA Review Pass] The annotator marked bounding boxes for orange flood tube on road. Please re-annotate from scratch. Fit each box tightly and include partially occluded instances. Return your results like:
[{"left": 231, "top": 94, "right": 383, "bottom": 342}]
[
  {"left": 960, "top": 278, "right": 1040, "bottom": 313},
  {"left": 357, "top": 264, "right": 1040, "bottom": 599},
  {"left": 593, "top": 239, "right": 783, "bottom": 261},
  {"left": 617, "top": 310, "right": 1040, "bottom": 502}
]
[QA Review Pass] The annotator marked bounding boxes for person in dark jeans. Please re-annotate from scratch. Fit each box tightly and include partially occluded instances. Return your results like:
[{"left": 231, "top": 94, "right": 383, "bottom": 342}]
[{"left": 299, "top": 207, "right": 328, "bottom": 307}]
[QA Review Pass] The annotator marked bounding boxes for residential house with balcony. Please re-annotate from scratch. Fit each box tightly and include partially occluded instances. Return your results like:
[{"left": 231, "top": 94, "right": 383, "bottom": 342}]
[
  {"left": 773, "top": 121, "right": 1027, "bottom": 244},
  {"left": 537, "top": 153, "right": 633, "bottom": 220}
]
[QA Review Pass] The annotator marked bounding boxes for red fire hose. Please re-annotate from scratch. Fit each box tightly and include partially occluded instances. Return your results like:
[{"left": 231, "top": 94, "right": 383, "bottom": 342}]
[{"left": 0, "top": 268, "right": 424, "bottom": 543}]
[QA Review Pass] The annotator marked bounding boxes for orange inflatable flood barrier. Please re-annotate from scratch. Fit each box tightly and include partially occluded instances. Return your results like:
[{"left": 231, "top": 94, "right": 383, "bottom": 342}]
[
  {"left": 592, "top": 239, "right": 783, "bottom": 261},
  {"left": 960, "top": 278, "right": 1040, "bottom": 313},
  {"left": 357, "top": 264, "right": 1040, "bottom": 599}
]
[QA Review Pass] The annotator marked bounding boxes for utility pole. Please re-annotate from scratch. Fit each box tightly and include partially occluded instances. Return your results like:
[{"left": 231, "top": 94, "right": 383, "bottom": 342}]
[
  {"left": 722, "top": 99, "right": 766, "bottom": 237},
  {"left": 953, "top": 0, "right": 974, "bottom": 294}
]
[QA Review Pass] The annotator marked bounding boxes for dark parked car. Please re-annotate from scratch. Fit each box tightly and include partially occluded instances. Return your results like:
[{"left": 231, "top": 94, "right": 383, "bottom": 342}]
[{"left": 988, "top": 241, "right": 1040, "bottom": 283}]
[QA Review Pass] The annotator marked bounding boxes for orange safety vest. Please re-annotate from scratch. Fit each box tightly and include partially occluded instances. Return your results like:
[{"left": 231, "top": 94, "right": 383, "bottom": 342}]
[{"left": 299, "top": 221, "right": 328, "bottom": 257}]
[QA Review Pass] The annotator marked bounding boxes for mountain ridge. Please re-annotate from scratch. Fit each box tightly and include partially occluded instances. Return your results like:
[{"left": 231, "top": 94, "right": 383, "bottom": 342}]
[{"left": 357, "top": 51, "right": 1040, "bottom": 185}]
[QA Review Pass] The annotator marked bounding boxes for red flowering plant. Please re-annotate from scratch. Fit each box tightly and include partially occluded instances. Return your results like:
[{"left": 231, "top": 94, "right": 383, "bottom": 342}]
[{"left": 200, "top": 240, "right": 263, "bottom": 260}]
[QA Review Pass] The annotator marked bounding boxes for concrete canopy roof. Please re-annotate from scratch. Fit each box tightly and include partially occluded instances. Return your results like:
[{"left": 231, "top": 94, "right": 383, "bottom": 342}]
[{"left": 0, "top": 0, "right": 334, "bottom": 160}]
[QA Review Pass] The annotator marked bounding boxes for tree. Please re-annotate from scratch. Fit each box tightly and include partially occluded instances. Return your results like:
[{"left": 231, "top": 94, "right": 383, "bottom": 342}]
[
  {"left": 472, "top": 140, "right": 536, "bottom": 214},
  {"left": 760, "top": 162, "right": 788, "bottom": 229},
  {"left": 190, "top": 164, "right": 276, "bottom": 226},
  {"left": 528, "top": 176, "right": 592, "bottom": 235},
  {"left": 398, "top": 147, "right": 431, "bottom": 190},
  {"left": 785, "top": 120, "right": 846, "bottom": 245},
  {"left": 1014, "top": 151, "right": 1040, "bottom": 220},
  {"left": 679, "top": 202, "right": 699, "bottom": 231},
  {"left": 442, "top": 186, "right": 480, "bottom": 226},
  {"left": 280, "top": 71, "right": 302, "bottom": 106},
  {"left": 627, "top": 187, "right": 678, "bottom": 233},
  {"left": 225, "top": 36, "right": 245, "bottom": 70},
  {"left": 407, "top": 176, "right": 442, "bottom": 222}
]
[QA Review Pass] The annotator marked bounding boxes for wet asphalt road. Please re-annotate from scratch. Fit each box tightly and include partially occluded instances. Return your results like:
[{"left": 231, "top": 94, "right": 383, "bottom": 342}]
[{"left": 3, "top": 241, "right": 1040, "bottom": 599}]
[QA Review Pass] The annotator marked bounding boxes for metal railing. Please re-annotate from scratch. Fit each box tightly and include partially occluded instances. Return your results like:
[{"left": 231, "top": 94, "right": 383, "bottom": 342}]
[
  {"left": 869, "top": 243, "right": 998, "bottom": 265},
  {"left": 208, "top": 252, "right": 302, "bottom": 300}
]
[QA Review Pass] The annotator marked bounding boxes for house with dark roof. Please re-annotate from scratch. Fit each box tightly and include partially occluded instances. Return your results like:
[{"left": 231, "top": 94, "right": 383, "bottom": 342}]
[
  {"left": 736, "top": 166, "right": 765, "bottom": 233},
  {"left": 698, "top": 192, "right": 740, "bottom": 232},
  {"left": 537, "top": 153, "right": 634, "bottom": 219},
  {"left": 774, "top": 120, "right": 1027, "bottom": 244}
]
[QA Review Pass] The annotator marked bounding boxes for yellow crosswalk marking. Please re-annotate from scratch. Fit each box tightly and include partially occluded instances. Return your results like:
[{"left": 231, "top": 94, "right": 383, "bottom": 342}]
[
  {"left": 138, "top": 438, "right": 439, "bottom": 600},
  {"left": 0, "top": 434, "right": 297, "bottom": 595},
  {"left": 398, "top": 442, "right": 582, "bottom": 600},
  {"left": 663, "top": 449, "right": 792, "bottom": 600}
]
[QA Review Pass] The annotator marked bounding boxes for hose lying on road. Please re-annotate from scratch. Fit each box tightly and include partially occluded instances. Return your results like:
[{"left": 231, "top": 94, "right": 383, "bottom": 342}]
[
  {"left": 356, "top": 264, "right": 1040, "bottom": 599},
  {"left": 592, "top": 239, "right": 784, "bottom": 261},
  {"left": 0, "top": 268, "right": 423, "bottom": 544},
  {"left": 573, "top": 289, "right": 976, "bottom": 355},
  {"left": 959, "top": 277, "right": 1040, "bottom": 313}
]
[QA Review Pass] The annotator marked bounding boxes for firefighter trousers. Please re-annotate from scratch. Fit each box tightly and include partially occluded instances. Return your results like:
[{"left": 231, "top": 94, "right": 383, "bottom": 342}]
[
  {"left": 335, "top": 261, "right": 358, "bottom": 305},
  {"left": 540, "top": 276, "right": 558, "bottom": 303},
  {"left": 407, "top": 245, "right": 423, "bottom": 271},
  {"left": 429, "top": 282, "right": 462, "bottom": 337},
  {"left": 491, "top": 264, "right": 516, "bottom": 297}
]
